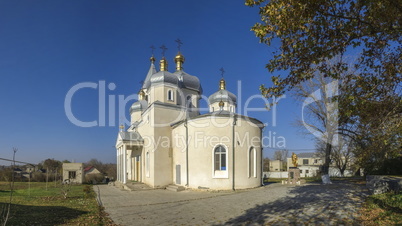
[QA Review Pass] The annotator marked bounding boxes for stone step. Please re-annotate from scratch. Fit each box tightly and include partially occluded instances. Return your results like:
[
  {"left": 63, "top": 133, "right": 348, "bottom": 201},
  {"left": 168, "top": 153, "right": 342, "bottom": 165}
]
[{"left": 166, "top": 184, "right": 185, "bottom": 192}]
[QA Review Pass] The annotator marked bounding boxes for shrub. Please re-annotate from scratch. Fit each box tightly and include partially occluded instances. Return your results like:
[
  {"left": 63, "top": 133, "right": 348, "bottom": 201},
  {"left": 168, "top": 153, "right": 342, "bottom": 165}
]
[{"left": 85, "top": 174, "right": 104, "bottom": 184}]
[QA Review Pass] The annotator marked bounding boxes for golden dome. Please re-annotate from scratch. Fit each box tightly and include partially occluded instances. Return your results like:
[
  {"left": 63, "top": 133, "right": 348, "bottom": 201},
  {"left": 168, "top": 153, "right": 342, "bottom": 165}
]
[
  {"left": 150, "top": 55, "right": 156, "bottom": 63},
  {"left": 139, "top": 89, "right": 145, "bottom": 100},
  {"left": 174, "top": 52, "right": 185, "bottom": 71},
  {"left": 219, "top": 78, "right": 226, "bottom": 90},
  {"left": 160, "top": 57, "right": 168, "bottom": 71}
]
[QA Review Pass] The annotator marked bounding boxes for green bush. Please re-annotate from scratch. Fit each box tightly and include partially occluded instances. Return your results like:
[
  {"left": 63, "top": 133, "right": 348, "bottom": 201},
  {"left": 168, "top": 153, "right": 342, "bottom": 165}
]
[{"left": 85, "top": 174, "right": 104, "bottom": 184}]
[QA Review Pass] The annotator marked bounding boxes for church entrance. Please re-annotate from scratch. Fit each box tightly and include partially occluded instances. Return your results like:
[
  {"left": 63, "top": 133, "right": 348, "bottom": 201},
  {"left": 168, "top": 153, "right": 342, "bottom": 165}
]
[{"left": 135, "top": 155, "right": 141, "bottom": 181}]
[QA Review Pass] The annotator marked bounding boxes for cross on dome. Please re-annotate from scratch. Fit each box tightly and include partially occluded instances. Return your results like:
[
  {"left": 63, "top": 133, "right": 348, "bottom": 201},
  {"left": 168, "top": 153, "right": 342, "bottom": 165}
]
[
  {"left": 220, "top": 67, "right": 225, "bottom": 78},
  {"left": 175, "top": 39, "right": 183, "bottom": 52},
  {"left": 160, "top": 45, "right": 167, "bottom": 56}
]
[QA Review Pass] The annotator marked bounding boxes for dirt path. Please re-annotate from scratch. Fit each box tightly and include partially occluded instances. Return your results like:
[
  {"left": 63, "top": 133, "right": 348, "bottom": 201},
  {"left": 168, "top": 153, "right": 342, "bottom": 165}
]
[{"left": 95, "top": 181, "right": 368, "bottom": 225}]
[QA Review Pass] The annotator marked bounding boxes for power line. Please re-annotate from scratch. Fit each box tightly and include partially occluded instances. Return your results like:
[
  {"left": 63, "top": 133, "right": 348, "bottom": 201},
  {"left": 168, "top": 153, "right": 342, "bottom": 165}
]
[{"left": 0, "top": 157, "right": 36, "bottom": 166}]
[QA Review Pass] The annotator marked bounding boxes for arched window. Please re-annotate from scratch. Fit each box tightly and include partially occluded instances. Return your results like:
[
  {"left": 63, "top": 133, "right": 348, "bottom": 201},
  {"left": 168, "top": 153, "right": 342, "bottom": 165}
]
[
  {"left": 249, "top": 147, "right": 257, "bottom": 178},
  {"left": 214, "top": 145, "right": 226, "bottom": 171},
  {"left": 186, "top": 95, "right": 192, "bottom": 110},
  {"left": 167, "top": 90, "right": 174, "bottom": 101},
  {"left": 146, "top": 152, "right": 150, "bottom": 177}
]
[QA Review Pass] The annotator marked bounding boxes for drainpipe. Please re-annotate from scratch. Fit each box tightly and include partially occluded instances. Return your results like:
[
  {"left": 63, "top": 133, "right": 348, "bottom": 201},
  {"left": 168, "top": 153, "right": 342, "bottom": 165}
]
[
  {"left": 261, "top": 126, "right": 265, "bottom": 186},
  {"left": 184, "top": 120, "right": 189, "bottom": 187},
  {"left": 232, "top": 115, "right": 237, "bottom": 191}
]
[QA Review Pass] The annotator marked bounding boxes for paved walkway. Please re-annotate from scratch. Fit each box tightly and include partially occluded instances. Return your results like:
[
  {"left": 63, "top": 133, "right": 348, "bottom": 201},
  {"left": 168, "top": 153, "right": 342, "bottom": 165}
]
[{"left": 94, "top": 181, "right": 368, "bottom": 225}]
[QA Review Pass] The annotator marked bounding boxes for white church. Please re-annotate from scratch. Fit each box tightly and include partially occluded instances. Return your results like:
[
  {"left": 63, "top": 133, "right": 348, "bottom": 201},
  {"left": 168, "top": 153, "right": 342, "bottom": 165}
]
[{"left": 115, "top": 50, "right": 264, "bottom": 190}]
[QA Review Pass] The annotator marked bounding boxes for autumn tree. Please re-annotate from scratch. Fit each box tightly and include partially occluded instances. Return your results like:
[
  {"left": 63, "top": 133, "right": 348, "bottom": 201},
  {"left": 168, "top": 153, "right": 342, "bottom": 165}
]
[
  {"left": 293, "top": 68, "right": 340, "bottom": 179},
  {"left": 273, "top": 149, "right": 288, "bottom": 161},
  {"left": 246, "top": 0, "right": 401, "bottom": 97},
  {"left": 273, "top": 150, "right": 288, "bottom": 170},
  {"left": 42, "top": 158, "right": 62, "bottom": 173},
  {"left": 246, "top": 0, "right": 402, "bottom": 174},
  {"left": 316, "top": 138, "right": 353, "bottom": 177}
]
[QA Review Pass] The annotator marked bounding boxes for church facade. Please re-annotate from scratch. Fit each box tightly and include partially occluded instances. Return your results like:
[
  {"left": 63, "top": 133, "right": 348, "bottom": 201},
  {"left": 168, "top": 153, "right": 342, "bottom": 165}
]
[{"left": 115, "top": 51, "right": 264, "bottom": 190}]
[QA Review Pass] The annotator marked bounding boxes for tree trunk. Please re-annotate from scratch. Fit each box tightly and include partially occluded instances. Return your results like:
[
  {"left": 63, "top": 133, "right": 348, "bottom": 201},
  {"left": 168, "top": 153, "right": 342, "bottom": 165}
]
[
  {"left": 321, "top": 142, "right": 332, "bottom": 184},
  {"left": 322, "top": 142, "right": 332, "bottom": 175}
]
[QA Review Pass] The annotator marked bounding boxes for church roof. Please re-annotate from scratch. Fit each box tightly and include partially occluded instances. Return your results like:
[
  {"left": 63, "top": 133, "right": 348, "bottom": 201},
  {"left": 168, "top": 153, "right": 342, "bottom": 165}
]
[
  {"left": 174, "top": 71, "right": 202, "bottom": 93},
  {"left": 149, "top": 71, "right": 179, "bottom": 87},
  {"left": 130, "top": 100, "right": 148, "bottom": 113},
  {"left": 118, "top": 131, "right": 143, "bottom": 142},
  {"left": 170, "top": 111, "right": 265, "bottom": 128},
  {"left": 128, "top": 121, "right": 141, "bottom": 131},
  {"left": 142, "top": 63, "right": 157, "bottom": 89},
  {"left": 208, "top": 89, "right": 237, "bottom": 106}
]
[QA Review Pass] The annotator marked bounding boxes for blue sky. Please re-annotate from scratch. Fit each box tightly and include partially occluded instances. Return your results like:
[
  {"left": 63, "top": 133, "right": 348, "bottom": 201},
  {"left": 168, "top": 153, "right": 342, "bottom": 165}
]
[{"left": 0, "top": 0, "right": 315, "bottom": 164}]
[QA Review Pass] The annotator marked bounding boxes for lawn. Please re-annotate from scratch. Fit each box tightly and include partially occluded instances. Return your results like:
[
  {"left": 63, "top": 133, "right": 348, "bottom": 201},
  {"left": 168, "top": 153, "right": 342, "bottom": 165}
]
[
  {"left": 359, "top": 191, "right": 402, "bottom": 225},
  {"left": 0, "top": 182, "right": 114, "bottom": 225}
]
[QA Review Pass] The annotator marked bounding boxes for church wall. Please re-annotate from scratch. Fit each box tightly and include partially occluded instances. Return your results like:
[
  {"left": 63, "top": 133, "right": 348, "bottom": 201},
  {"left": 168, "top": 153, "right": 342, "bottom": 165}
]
[
  {"left": 177, "top": 89, "right": 200, "bottom": 116},
  {"left": 130, "top": 111, "right": 141, "bottom": 124},
  {"left": 172, "top": 116, "right": 262, "bottom": 190},
  {"left": 148, "top": 105, "right": 186, "bottom": 187},
  {"left": 148, "top": 84, "right": 178, "bottom": 105},
  {"left": 189, "top": 117, "right": 234, "bottom": 189},
  {"left": 232, "top": 118, "right": 262, "bottom": 189},
  {"left": 172, "top": 124, "right": 187, "bottom": 186},
  {"left": 137, "top": 110, "right": 156, "bottom": 187}
]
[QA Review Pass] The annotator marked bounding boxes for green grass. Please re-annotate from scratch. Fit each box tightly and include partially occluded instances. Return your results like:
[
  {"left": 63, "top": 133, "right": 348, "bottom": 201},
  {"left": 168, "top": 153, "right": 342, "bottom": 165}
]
[
  {"left": 360, "top": 191, "right": 402, "bottom": 224},
  {"left": 0, "top": 182, "right": 114, "bottom": 225}
]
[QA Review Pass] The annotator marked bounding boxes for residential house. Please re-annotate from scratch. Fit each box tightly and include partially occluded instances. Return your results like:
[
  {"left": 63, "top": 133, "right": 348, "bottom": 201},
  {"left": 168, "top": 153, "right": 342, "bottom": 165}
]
[
  {"left": 62, "top": 163, "right": 84, "bottom": 184},
  {"left": 287, "top": 153, "right": 322, "bottom": 177},
  {"left": 269, "top": 160, "right": 284, "bottom": 172}
]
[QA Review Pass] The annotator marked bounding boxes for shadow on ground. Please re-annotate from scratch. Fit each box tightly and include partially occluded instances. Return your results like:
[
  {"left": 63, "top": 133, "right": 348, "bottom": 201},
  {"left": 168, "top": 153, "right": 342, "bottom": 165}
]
[
  {"left": 0, "top": 202, "right": 88, "bottom": 225},
  {"left": 223, "top": 181, "right": 368, "bottom": 225}
]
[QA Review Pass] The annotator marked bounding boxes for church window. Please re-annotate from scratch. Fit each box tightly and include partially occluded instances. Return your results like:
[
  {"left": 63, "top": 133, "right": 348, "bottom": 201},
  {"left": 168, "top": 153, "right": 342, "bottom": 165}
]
[
  {"left": 167, "top": 90, "right": 174, "bottom": 101},
  {"left": 214, "top": 145, "right": 226, "bottom": 171},
  {"left": 186, "top": 95, "right": 192, "bottom": 110},
  {"left": 146, "top": 152, "right": 150, "bottom": 177},
  {"left": 249, "top": 147, "right": 257, "bottom": 178}
]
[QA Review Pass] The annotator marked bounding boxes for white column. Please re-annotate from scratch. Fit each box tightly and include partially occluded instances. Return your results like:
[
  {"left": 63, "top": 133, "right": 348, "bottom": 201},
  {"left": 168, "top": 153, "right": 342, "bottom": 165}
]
[
  {"left": 120, "top": 147, "right": 123, "bottom": 182},
  {"left": 123, "top": 145, "right": 127, "bottom": 184},
  {"left": 118, "top": 147, "right": 121, "bottom": 182},
  {"left": 116, "top": 148, "right": 118, "bottom": 182},
  {"left": 117, "top": 147, "right": 120, "bottom": 182}
]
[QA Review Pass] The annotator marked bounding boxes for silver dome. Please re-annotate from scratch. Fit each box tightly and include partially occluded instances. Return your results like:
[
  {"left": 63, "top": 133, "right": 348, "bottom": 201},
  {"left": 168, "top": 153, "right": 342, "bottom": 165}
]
[
  {"left": 149, "top": 71, "right": 179, "bottom": 87},
  {"left": 174, "top": 71, "right": 202, "bottom": 93},
  {"left": 208, "top": 89, "right": 237, "bottom": 106},
  {"left": 130, "top": 100, "right": 148, "bottom": 113}
]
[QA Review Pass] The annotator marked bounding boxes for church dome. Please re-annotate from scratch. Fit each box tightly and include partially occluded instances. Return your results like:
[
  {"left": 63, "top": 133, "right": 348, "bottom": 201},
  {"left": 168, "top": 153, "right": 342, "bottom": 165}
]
[
  {"left": 130, "top": 100, "right": 148, "bottom": 113},
  {"left": 150, "top": 71, "right": 179, "bottom": 87},
  {"left": 174, "top": 71, "right": 202, "bottom": 93},
  {"left": 208, "top": 89, "right": 237, "bottom": 106}
]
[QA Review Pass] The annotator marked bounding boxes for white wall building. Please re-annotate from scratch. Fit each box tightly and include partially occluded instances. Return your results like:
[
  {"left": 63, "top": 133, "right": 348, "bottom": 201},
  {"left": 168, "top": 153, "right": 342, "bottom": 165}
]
[{"left": 116, "top": 51, "right": 264, "bottom": 190}]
